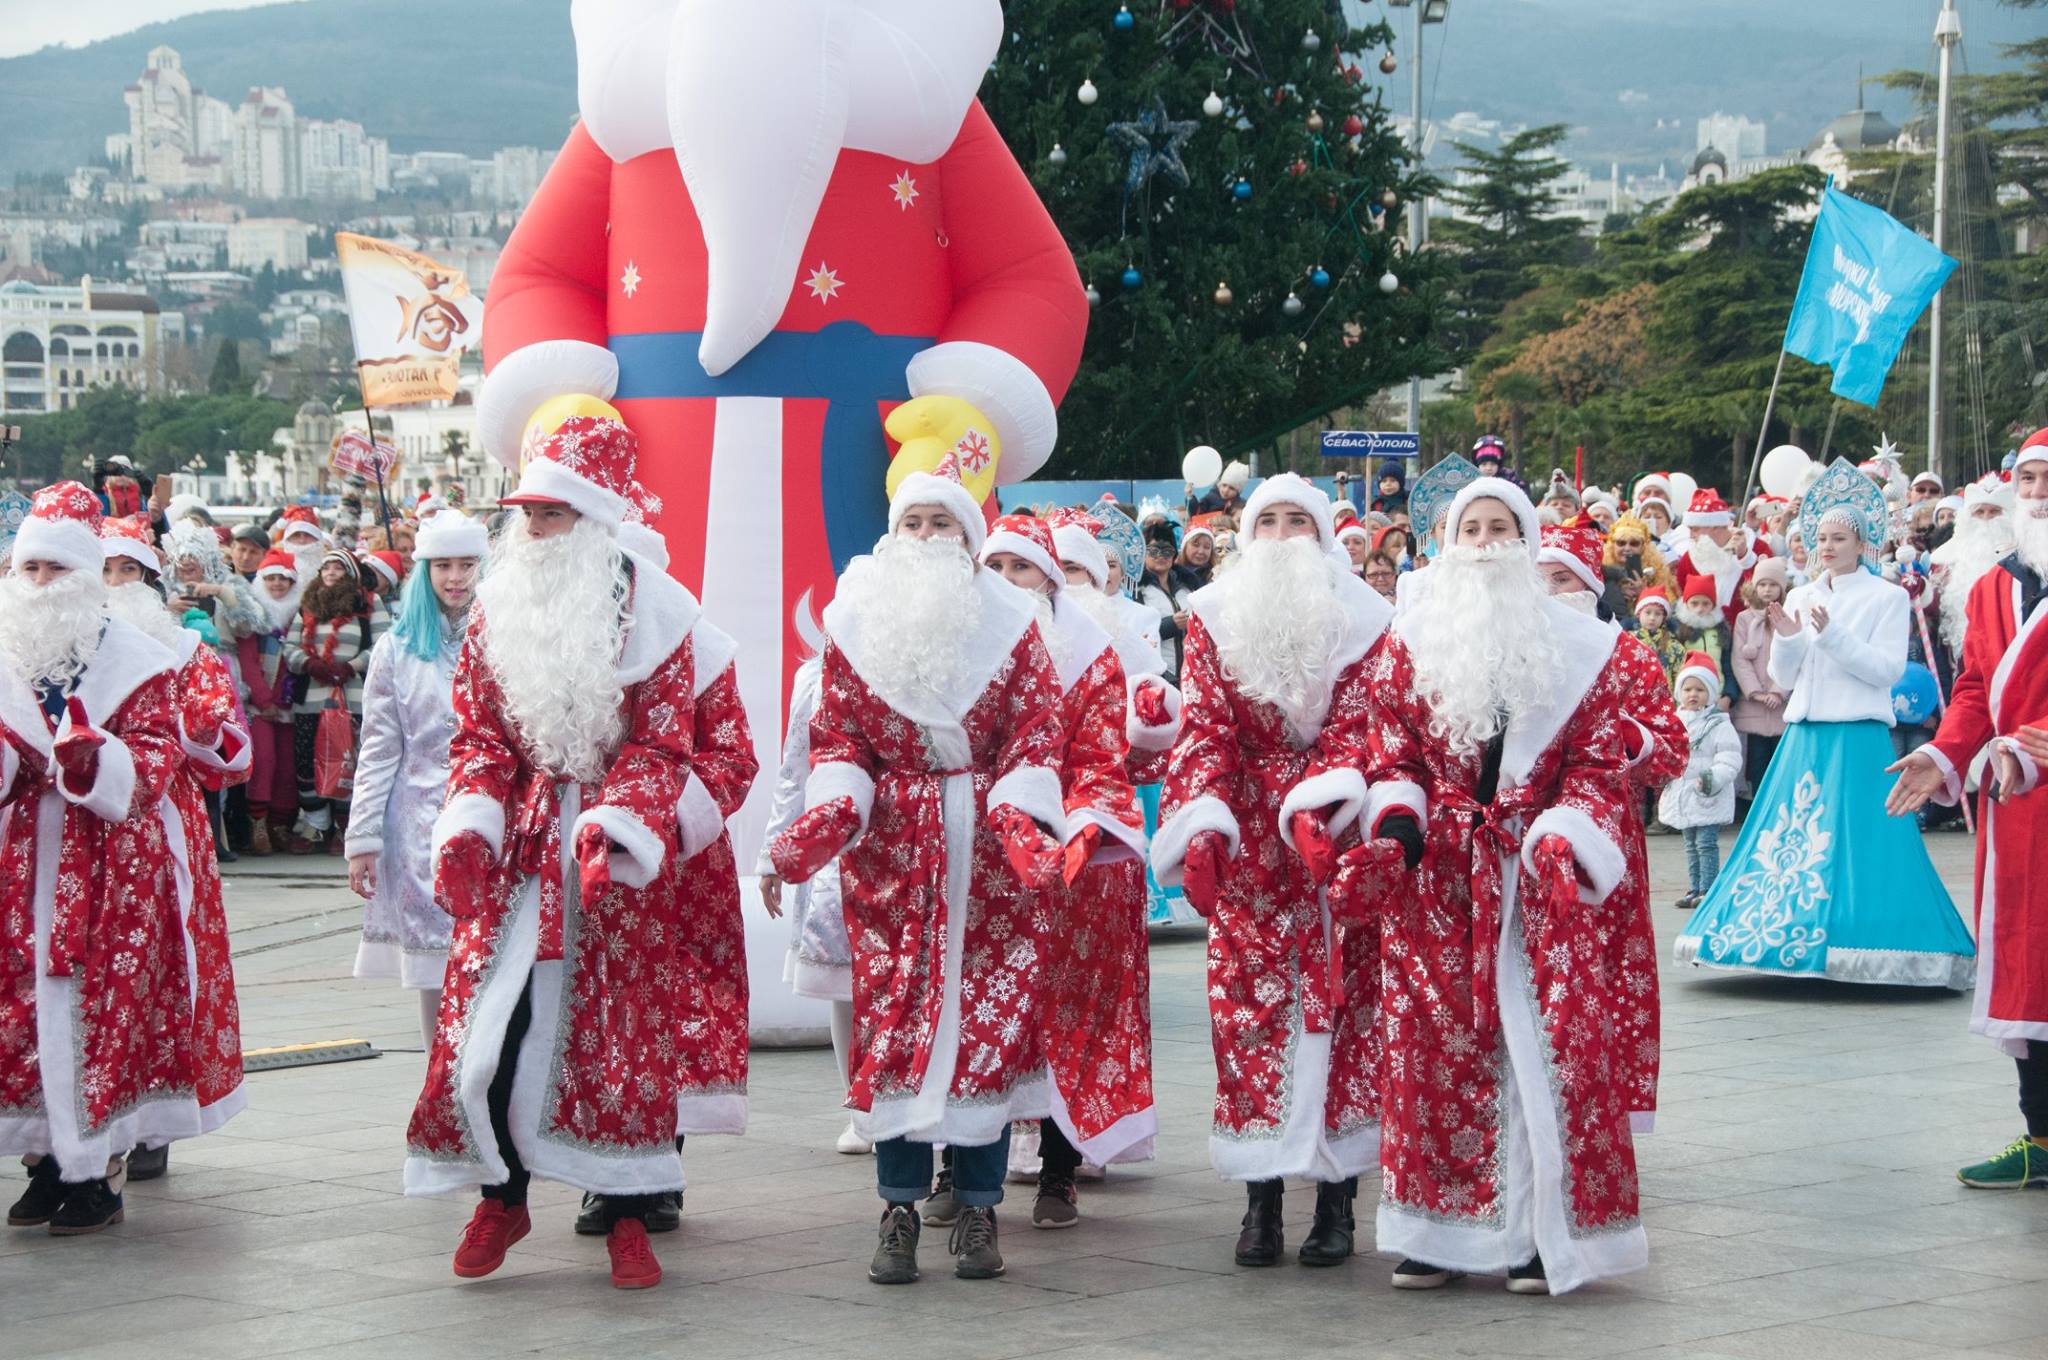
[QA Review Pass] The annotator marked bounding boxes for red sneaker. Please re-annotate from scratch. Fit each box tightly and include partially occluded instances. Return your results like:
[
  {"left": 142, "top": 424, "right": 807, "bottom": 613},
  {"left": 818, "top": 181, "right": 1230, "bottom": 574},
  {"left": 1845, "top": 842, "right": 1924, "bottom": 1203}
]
[
  {"left": 452, "top": 1199, "right": 529, "bottom": 1278},
  {"left": 607, "top": 1217, "right": 662, "bottom": 1290}
]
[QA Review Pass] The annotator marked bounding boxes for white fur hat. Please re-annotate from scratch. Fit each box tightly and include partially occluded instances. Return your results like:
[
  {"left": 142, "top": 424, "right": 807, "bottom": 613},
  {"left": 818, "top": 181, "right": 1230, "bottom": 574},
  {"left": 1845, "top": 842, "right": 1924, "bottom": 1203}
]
[
  {"left": 889, "top": 455, "right": 987, "bottom": 555},
  {"left": 412, "top": 512, "right": 490, "bottom": 563},
  {"left": 1238, "top": 472, "right": 1335, "bottom": 548},
  {"left": 1051, "top": 522, "right": 1109, "bottom": 590},
  {"left": 1446, "top": 476, "right": 1542, "bottom": 553}
]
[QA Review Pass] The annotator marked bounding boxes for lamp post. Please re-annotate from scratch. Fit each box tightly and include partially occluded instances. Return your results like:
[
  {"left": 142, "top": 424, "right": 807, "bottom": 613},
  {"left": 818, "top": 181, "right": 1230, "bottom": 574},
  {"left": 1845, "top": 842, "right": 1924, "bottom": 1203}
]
[{"left": 1388, "top": 0, "right": 1449, "bottom": 439}]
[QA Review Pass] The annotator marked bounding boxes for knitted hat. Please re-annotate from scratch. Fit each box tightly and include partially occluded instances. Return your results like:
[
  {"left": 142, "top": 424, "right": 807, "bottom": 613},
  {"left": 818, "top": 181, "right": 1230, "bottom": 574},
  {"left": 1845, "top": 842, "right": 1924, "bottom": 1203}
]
[
  {"left": 1472, "top": 435, "right": 1507, "bottom": 466},
  {"left": 1680, "top": 574, "right": 1716, "bottom": 605},
  {"left": 15, "top": 481, "right": 105, "bottom": 572},
  {"left": 1240, "top": 472, "right": 1336, "bottom": 548},
  {"left": 1675, "top": 650, "right": 1720, "bottom": 695},
  {"left": 888, "top": 451, "right": 987, "bottom": 554},
  {"left": 1752, "top": 557, "right": 1790, "bottom": 591},
  {"left": 501, "top": 415, "right": 640, "bottom": 532},
  {"left": 1637, "top": 495, "right": 1674, "bottom": 523},
  {"left": 1683, "top": 488, "right": 1733, "bottom": 529},
  {"left": 412, "top": 512, "right": 490, "bottom": 562},
  {"left": 979, "top": 512, "right": 1061, "bottom": 588},
  {"left": 318, "top": 549, "right": 361, "bottom": 582},
  {"left": 1538, "top": 522, "right": 1604, "bottom": 593},
  {"left": 256, "top": 549, "right": 299, "bottom": 581}
]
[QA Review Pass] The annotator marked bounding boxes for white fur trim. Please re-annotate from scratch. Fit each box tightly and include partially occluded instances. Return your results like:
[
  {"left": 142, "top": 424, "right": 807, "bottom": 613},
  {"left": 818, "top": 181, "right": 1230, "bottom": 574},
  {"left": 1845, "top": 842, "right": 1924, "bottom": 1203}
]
[
  {"left": 1240, "top": 472, "right": 1335, "bottom": 548},
  {"left": 1683, "top": 509, "right": 1733, "bottom": 529},
  {"left": 1365, "top": 779, "right": 1428, "bottom": 837},
  {"left": 179, "top": 714, "right": 251, "bottom": 778},
  {"left": 1536, "top": 545, "right": 1602, "bottom": 593},
  {"left": 412, "top": 514, "right": 489, "bottom": 562},
  {"left": 616, "top": 522, "right": 669, "bottom": 570},
  {"left": 432, "top": 792, "right": 505, "bottom": 859},
  {"left": 101, "top": 536, "right": 159, "bottom": 571},
  {"left": 1992, "top": 737, "right": 2042, "bottom": 798},
  {"left": 14, "top": 516, "right": 102, "bottom": 573},
  {"left": 888, "top": 473, "right": 986, "bottom": 555},
  {"left": 1148, "top": 795, "right": 1240, "bottom": 888},
  {"left": 1125, "top": 676, "right": 1182, "bottom": 751},
  {"left": 1448, "top": 476, "right": 1541, "bottom": 550},
  {"left": 1065, "top": 805, "right": 1146, "bottom": 862},
  {"left": 573, "top": 804, "right": 665, "bottom": 891},
  {"left": 906, "top": 341, "right": 1059, "bottom": 483},
  {"left": 0, "top": 743, "right": 16, "bottom": 800},
  {"left": 824, "top": 567, "right": 1034, "bottom": 728},
  {"left": 504, "top": 455, "right": 629, "bottom": 531},
  {"left": 476, "top": 339, "right": 620, "bottom": 468},
  {"left": 1052, "top": 524, "right": 1108, "bottom": 590},
  {"left": 55, "top": 726, "right": 136, "bottom": 822},
  {"left": 675, "top": 772, "right": 726, "bottom": 862},
  {"left": 1047, "top": 598, "right": 1112, "bottom": 693},
  {"left": 1209, "top": 1025, "right": 1379, "bottom": 1183},
  {"left": 1676, "top": 663, "right": 1719, "bottom": 696},
  {"left": 616, "top": 566, "right": 701, "bottom": 688},
  {"left": 1278, "top": 767, "right": 1369, "bottom": 842},
  {"left": 986, "top": 763, "right": 1063, "bottom": 832},
  {"left": 1520, "top": 805, "right": 1626, "bottom": 904},
  {"left": 805, "top": 760, "right": 876, "bottom": 836}
]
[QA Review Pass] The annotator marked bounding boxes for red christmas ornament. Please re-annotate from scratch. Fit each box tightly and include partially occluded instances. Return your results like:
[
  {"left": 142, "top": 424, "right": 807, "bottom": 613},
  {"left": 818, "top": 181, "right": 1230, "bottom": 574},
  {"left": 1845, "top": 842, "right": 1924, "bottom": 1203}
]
[
  {"left": 1343, "top": 115, "right": 1364, "bottom": 137},
  {"left": 1288, "top": 159, "right": 1308, "bottom": 178}
]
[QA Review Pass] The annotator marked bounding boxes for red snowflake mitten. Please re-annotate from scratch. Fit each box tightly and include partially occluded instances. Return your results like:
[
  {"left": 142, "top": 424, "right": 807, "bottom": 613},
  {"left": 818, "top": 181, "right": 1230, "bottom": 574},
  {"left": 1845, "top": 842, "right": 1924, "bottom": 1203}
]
[
  {"left": 768, "top": 796, "right": 861, "bottom": 884},
  {"left": 1132, "top": 682, "right": 1169, "bottom": 728},
  {"left": 1289, "top": 810, "right": 1337, "bottom": 887},
  {"left": 1327, "top": 837, "right": 1404, "bottom": 925},
  {"left": 1529, "top": 833, "right": 1580, "bottom": 912},
  {"left": 54, "top": 697, "right": 104, "bottom": 793},
  {"left": 436, "top": 831, "right": 497, "bottom": 920},
  {"left": 989, "top": 805, "right": 1060, "bottom": 889},
  {"left": 1062, "top": 822, "right": 1102, "bottom": 886},
  {"left": 574, "top": 821, "right": 612, "bottom": 902},
  {"left": 1181, "top": 830, "right": 1229, "bottom": 918}
]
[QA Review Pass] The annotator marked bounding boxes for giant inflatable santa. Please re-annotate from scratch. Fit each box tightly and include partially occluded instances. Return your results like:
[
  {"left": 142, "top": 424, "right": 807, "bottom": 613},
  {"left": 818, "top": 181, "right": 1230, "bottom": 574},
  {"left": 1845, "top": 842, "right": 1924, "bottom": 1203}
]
[{"left": 479, "top": 0, "right": 1089, "bottom": 859}]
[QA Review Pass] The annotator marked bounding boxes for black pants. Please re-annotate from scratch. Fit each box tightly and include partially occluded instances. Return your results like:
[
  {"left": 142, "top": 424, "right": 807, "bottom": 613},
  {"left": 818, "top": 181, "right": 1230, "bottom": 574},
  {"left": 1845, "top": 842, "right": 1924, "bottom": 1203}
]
[
  {"left": 1039, "top": 1118, "right": 1082, "bottom": 1180},
  {"left": 1743, "top": 732, "right": 1779, "bottom": 800},
  {"left": 481, "top": 977, "right": 658, "bottom": 1224},
  {"left": 2019, "top": 1041, "right": 2048, "bottom": 1138}
]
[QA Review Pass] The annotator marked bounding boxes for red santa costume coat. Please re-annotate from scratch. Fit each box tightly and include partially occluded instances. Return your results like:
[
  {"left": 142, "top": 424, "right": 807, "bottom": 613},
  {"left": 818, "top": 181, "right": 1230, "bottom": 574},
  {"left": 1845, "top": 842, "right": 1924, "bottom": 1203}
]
[
  {"left": 1041, "top": 597, "right": 1156, "bottom": 1166},
  {"left": 1607, "top": 630, "right": 1688, "bottom": 1130},
  {"left": 0, "top": 621, "right": 195, "bottom": 1181},
  {"left": 1364, "top": 598, "right": 1645, "bottom": 1294},
  {"left": 1922, "top": 560, "right": 2048, "bottom": 1055},
  {"left": 405, "top": 564, "right": 753, "bottom": 1196},
  {"left": 798, "top": 569, "right": 1066, "bottom": 1146},
  {"left": 478, "top": 13, "right": 1087, "bottom": 870},
  {"left": 1670, "top": 531, "right": 1766, "bottom": 628},
  {"left": 1151, "top": 572, "right": 1392, "bottom": 1183},
  {"left": 163, "top": 633, "right": 251, "bottom": 1133}
]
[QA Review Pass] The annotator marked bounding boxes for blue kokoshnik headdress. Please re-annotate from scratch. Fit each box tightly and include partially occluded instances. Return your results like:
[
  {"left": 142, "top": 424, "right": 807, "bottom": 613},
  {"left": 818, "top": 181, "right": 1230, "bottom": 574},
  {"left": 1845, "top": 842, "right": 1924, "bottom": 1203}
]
[
  {"left": 1408, "top": 453, "right": 1481, "bottom": 538},
  {"left": 1090, "top": 495, "right": 1146, "bottom": 598},
  {"left": 1798, "top": 456, "right": 1890, "bottom": 556}
]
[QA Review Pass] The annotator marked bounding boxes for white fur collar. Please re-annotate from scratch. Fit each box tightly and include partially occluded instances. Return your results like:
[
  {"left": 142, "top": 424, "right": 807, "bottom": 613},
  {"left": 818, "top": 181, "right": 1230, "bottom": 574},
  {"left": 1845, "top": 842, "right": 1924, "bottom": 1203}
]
[
  {"left": 824, "top": 564, "right": 1036, "bottom": 728},
  {"left": 1047, "top": 593, "right": 1113, "bottom": 694},
  {"left": 0, "top": 617, "right": 178, "bottom": 760},
  {"left": 1498, "top": 596, "right": 1619, "bottom": 788},
  {"left": 618, "top": 550, "right": 702, "bottom": 687}
]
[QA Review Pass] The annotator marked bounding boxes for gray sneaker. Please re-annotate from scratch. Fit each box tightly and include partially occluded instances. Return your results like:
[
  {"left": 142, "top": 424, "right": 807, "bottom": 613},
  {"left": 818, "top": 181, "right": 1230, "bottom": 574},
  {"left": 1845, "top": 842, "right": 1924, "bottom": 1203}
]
[
  {"left": 868, "top": 1205, "right": 921, "bottom": 1285},
  {"left": 921, "top": 1167, "right": 959, "bottom": 1226},
  {"left": 949, "top": 1205, "right": 1005, "bottom": 1279},
  {"left": 1032, "top": 1173, "right": 1078, "bottom": 1229}
]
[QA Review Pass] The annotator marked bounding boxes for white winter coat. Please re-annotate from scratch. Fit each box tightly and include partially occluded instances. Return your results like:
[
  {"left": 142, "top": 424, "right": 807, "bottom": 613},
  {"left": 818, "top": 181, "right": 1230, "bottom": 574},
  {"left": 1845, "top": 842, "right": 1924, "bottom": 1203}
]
[
  {"left": 1657, "top": 706, "right": 1744, "bottom": 830},
  {"left": 1767, "top": 567, "right": 1909, "bottom": 726}
]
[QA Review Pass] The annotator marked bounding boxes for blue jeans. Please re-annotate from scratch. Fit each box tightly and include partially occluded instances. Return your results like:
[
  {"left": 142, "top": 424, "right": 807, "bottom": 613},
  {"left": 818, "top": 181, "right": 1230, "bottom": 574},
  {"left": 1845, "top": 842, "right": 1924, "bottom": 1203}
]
[
  {"left": 1683, "top": 824, "right": 1721, "bottom": 897},
  {"left": 877, "top": 1127, "right": 1011, "bottom": 1209}
]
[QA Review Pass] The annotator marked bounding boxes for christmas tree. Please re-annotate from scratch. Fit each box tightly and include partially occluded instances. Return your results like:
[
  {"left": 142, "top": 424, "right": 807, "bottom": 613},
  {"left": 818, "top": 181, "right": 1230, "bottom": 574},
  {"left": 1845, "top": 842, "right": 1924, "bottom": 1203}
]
[{"left": 982, "top": 0, "right": 1448, "bottom": 479}]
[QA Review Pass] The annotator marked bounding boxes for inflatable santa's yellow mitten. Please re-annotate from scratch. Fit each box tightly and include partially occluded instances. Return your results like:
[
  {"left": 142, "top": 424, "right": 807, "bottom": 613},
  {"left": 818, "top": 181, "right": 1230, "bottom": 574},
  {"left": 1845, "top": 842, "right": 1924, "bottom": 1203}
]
[
  {"left": 885, "top": 396, "right": 1002, "bottom": 504},
  {"left": 519, "top": 394, "right": 627, "bottom": 468}
]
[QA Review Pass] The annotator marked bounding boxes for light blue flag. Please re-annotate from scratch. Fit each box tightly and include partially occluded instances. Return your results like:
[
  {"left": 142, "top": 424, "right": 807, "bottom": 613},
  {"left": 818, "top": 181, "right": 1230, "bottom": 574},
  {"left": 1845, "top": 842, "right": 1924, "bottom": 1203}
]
[{"left": 1782, "top": 183, "right": 1956, "bottom": 407}]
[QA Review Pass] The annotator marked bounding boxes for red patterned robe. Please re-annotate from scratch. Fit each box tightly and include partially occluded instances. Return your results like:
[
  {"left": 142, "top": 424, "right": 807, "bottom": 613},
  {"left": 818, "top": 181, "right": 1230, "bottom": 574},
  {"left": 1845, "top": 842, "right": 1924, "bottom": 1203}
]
[
  {"left": 405, "top": 565, "right": 754, "bottom": 1196},
  {"left": 1607, "top": 630, "right": 1687, "bottom": 1130},
  {"left": 164, "top": 634, "right": 251, "bottom": 1133},
  {"left": 1922, "top": 560, "right": 2048, "bottom": 1055},
  {"left": 1042, "top": 598, "right": 1154, "bottom": 1165},
  {"left": 1364, "top": 598, "right": 1643, "bottom": 1294},
  {"left": 1151, "top": 572, "right": 1392, "bottom": 1183},
  {"left": 0, "top": 621, "right": 192, "bottom": 1181},
  {"left": 797, "top": 569, "right": 1066, "bottom": 1146}
]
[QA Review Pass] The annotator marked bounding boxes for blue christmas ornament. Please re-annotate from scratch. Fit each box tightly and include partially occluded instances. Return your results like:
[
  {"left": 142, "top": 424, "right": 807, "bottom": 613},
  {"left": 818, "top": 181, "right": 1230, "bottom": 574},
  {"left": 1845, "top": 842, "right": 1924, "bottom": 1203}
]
[
  {"left": 1892, "top": 662, "right": 1940, "bottom": 727},
  {"left": 1121, "top": 265, "right": 1143, "bottom": 289},
  {"left": 1113, "top": 5, "right": 1135, "bottom": 31},
  {"left": 1106, "top": 97, "right": 1200, "bottom": 198},
  {"left": 1309, "top": 266, "right": 1332, "bottom": 290},
  {"left": 1232, "top": 179, "right": 1253, "bottom": 201}
]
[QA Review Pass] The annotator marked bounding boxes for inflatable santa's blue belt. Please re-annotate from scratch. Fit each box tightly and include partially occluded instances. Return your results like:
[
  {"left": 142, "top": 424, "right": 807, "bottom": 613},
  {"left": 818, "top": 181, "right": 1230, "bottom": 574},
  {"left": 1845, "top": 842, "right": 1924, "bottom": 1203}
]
[{"left": 610, "top": 323, "right": 936, "bottom": 570}]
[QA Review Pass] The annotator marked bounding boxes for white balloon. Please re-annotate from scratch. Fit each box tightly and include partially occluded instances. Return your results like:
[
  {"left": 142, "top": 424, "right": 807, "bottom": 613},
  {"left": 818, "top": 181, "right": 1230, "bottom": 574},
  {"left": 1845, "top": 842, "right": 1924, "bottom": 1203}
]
[
  {"left": 1759, "top": 443, "right": 1813, "bottom": 500},
  {"left": 1666, "top": 471, "right": 1698, "bottom": 517},
  {"left": 1183, "top": 445, "right": 1223, "bottom": 487}
]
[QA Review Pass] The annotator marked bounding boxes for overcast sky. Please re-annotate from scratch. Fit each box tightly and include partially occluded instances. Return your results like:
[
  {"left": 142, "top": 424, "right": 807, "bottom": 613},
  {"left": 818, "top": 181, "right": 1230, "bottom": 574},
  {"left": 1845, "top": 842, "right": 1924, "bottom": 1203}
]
[{"left": 0, "top": 0, "right": 313, "bottom": 59}]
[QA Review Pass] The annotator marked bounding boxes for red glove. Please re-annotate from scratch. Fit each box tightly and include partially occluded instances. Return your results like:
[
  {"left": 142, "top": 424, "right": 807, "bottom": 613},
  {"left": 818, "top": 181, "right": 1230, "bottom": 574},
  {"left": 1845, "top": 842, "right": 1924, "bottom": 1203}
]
[
  {"left": 1062, "top": 822, "right": 1103, "bottom": 886},
  {"left": 1327, "top": 838, "right": 1405, "bottom": 925},
  {"left": 1529, "top": 834, "right": 1580, "bottom": 910},
  {"left": 54, "top": 698, "right": 104, "bottom": 792},
  {"left": 1182, "top": 830, "right": 1229, "bottom": 918},
  {"left": 1290, "top": 810, "right": 1337, "bottom": 887},
  {"left": 767, "top": 797, "right": 861, "bottom": 884},
  {"left": 435, "top": 831, "right": 496, "bottom": 920},
  {"left": 990, "top": 806, "right": 1060, "bottom": 890},
  {"left": 575, "top": 821, "right": 613, "bottom": 903},
  {"left": 1132, "top": 683, "right": 1169, "bottom": 728}
]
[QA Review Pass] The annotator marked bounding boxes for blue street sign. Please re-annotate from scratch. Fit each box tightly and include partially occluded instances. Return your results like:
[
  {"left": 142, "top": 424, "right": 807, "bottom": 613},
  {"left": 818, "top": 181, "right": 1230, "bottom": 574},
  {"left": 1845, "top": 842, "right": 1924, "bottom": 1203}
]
[{"left": 1320, "top": 430, "right": 1421, "bottom": 459}]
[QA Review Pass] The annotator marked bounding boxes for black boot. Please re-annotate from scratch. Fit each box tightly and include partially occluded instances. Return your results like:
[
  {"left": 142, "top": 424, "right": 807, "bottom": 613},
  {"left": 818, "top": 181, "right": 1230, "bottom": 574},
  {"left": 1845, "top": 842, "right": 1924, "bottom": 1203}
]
[
  {"left": 1298, "top": 1178, "right": 1356, "bottom": 1266},
  {"left": 1233, "top": 1179, "right": 1284, "bottom": 1266},
  {"left": 6, "top": 1158, "right": 64, "bottom": 1227},
  {"left": 48, "top": 1178, "right": 123, "bottom": 1235},
  {"left": 127, "top": 1144, "right": 169, "bottom": 1182},
  {"left": 574, "top": 1193, "right": 609, "bottom": 1236}
]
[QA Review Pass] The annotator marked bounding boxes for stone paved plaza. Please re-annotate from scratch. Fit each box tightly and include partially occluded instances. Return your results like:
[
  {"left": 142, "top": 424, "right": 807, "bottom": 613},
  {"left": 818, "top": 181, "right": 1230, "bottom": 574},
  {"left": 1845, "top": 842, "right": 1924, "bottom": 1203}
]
[{"left": 6, "top": 831, "right": 2046, "bottom": 1360}]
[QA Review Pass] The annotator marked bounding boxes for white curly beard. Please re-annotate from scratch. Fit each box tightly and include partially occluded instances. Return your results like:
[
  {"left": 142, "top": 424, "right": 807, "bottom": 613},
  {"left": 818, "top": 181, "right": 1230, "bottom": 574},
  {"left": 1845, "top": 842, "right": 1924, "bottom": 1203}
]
[
  {"left": 1059, "top": 581, "right": 1125, "bottom": 641},
  {"left": 1688, "top": 533, "right": 1736, "bottom": 577},
  {"left": 105, "top": 581, "right": 187, "bottom": 649},
  {"left": 1936, "top": 513, "right": 2015, "bottom": 654},
  {"left": 257, "top": 587, "right": 303, "bottom": 633},
  {"left": 2016, "top": 498, "right": 2048, "bottom": 578},
  {"left": 832, "top": 534, "right": 981, "bottom": 714},
  {"left": 476, "top": 513, "right": 628, "bottom": 784},
  {"left": 1401, "top": 542, "right": 1565, "bottom": 758},
  {"left": 0, "top": 571, "right": 106, "bottom": 690},
  {"left": 1207, "top": 536, "right": 1350, "bottom": 736},
  {"left": 1672, "top": 599, "right": 1721, "bottom": 632}
]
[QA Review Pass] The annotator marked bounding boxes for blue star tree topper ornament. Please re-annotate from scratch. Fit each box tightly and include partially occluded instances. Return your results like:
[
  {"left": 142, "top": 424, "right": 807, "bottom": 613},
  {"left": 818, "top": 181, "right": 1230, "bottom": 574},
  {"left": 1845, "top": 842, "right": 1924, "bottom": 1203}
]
[{"left": 1107, "top": 97, "right": 1200, "bottom": 198}]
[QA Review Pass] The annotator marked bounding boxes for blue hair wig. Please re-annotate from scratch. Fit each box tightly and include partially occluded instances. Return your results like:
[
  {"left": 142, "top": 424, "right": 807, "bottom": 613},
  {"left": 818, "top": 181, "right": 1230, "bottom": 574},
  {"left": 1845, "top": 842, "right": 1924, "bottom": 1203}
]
[{"left": 390, "top": 565, "right": 445, "bottom": 662}]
